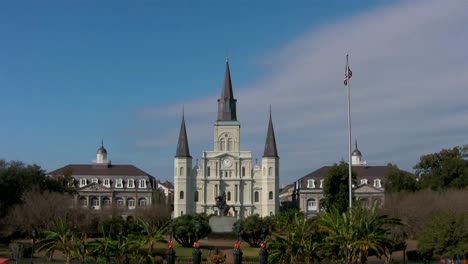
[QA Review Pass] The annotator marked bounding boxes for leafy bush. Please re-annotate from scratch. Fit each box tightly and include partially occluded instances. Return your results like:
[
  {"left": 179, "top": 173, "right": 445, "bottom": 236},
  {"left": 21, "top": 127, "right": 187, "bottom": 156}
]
[
  {"left": 233, "top": 214, "right": 274, "bottom": 247},
  {"left": 171, "top": 214, "right": 211, "bottom": 247}
]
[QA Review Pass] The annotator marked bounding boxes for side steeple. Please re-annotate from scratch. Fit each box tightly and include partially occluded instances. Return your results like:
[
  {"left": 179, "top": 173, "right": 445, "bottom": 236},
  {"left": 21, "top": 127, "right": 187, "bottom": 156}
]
[
  {"left": 217, "top": 59, "right": 237, "bottom": 121},
  {"left": 175, "top": 109, "right": 191, "bottom": 158},
  {"left": 263, "top": 106, "right": 279, "bottom": 158}
]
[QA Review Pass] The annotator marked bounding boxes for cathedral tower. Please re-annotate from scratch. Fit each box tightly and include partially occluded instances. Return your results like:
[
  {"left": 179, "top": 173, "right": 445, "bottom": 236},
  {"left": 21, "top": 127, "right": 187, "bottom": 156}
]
[
  {"left": 174, "top": 111, "right": 193, "bottom": 217},
  {"left": 261, "top": 107, "right": 279, "bottom": 215}
]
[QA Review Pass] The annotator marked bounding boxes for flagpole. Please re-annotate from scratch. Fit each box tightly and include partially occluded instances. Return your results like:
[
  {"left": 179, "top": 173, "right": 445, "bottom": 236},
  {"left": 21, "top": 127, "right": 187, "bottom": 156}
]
[{"left": 346, "top": 54, "right": 353, "bottom": 210}]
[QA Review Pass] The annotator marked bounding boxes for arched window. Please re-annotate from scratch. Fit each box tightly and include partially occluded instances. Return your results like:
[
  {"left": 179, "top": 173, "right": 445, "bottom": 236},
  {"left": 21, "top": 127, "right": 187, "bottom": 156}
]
[
  {"left": 180, "top": 191, "right": 184, "bottom": 200},
  {"left": 227, "top": 191, "right": 231, "bottom": 201},
  {"left": 102, "top": 197, "right": 111, "bottom": 207},
  {"left": 227, "top": 139, "right": 232, "bottom": 151},
  {"left": 90, "top": 197, "right": 99, "bottom": 208},
  {"left": 269, "top": 191, "right": 273, "bottom": 200},
  {"left": 359, "top": 198, "right": 369, "bottom": 207},
  {"left": 127, "top": 198, "right": 136, "bottom": 209},
  {"left": 138, "top": 198, "right": 147, "bottom": 207},
  {"left": 254, "top": 191, "right": 259, "bottom": 202},
  {"left": 307, "top": 199, "right": 317, "bottom": 211},
  {"left": 128, "top": 179, "right": 135, "bottom": 188},
  {"left": 374, "top": 179, "right": 382, "bottom": 188},
  {"left": 179, "top": 167, "right": 184, "bottom": 176},
  {"left": 194, "top": 191, "right": 199, "bottom": 202},
  {"left": 268, "top": 167, "right": 273, "bottom": 176},
  {"left": 220, "top": 139, "right": 225, "bottom": 151},
  {"left": 115, "top": 197, "right": 124, "bottom": 206},
  {"left": 79, "top": 197, "right": 87, "bottom": 207}
]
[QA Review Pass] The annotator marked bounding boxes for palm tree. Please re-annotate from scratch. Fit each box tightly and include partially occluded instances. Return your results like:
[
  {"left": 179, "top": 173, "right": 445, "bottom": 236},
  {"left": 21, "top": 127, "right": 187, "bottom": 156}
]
[
  {"left": 268, "top": 210, "right": 318, "bottom": 263},
  {"left": 136, "top": 218, "right": 168, "bottom": 254},
  {"left": 36, "top": 219, "right": 76, "bottom": 264},
  {"left": 317, "top": 204, "right": 401, "bottom": 264}
]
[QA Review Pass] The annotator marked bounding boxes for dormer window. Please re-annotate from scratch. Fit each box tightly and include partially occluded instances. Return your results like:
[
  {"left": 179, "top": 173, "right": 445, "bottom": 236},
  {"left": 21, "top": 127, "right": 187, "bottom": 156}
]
[
  {"left": 128, "top": 179, "right": 135, "bottom": 188},
  {"left": 319, "top": 179, "right": 324, "bottom": 189},
  {"left": 116, "top": 179, "right": 123, "bottom": 188},
  {"left": 79, "top": 178, "right": 87, "bottom": 187},
  {"left": 91, "top": 178, "right": 98, "bottom": 184},
  {"left": 139, "top": 179, "right": 147, "bottom": 188},
  {"left": 68, "top": 179, "right": 75, "bottom": 187},
  {"left": 360, "top": 179, "right": 368, "bottom": 185},
  {"left": 374, "top": 179, "right": 382, "bottom": 188},
  {"left": 103, "top": 179, "right": 110, "bottom": 187},
  {"left": 307, "top": 179, "right": 315, "bottom": 188}
]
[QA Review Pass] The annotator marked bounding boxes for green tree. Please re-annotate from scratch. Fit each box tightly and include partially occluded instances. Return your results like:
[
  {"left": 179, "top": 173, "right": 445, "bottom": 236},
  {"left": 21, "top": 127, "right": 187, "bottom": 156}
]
[
  {"left": 268, "top": 210, "right": 319, "bottom": 264},
  {"left": 414, "top": 145, "right": 468, "bottom": 190},
  {"left": 171, "top": 214, "right": 211, "bottom": 247},
  {"left": 322, "top": 161, "right": 357, "bottom": 214},
  {"left": 317, "top": 204, "right": 401, "bottom": 264},
  {"left": 0, "top": 160, "right": 75, "bottom": 218},
  {"left": 136, "top": 217, "right": 168, "bottom": 254},
  {"left": 233, "top": 214, "right": 274, "bottom": 247},
  {"left": 36, "top": 219, "right": 77, "bottom": 264},
  {"left": 417, "top": 211, "right": 468, "bottom": 260},
  {"left": 384, "top": 164, "right": 419, "bottom": 193}
]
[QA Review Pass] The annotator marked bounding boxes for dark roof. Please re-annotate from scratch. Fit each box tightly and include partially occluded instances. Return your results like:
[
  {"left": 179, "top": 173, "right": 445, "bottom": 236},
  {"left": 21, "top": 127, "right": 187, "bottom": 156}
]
[
  {"left": 97, "top": 146, "right": 107, "bottom": 154},
  {"left": 175, "top": 112, "right": 191, "bottom": 158},
  {"left": 298, "top": 165, "right": 390, "bottom": 188},
  {"left": 352, "top": 139, "right": 362, "bottom": 156},
  {"left": 48, "top": 164, "right": 153, "bottom": 177},
  {"left": 263, "top": 110, "right": 279, "bottom": 158},
  {"left": 217, "top": 61, "right": 237, "bottom": 121}
]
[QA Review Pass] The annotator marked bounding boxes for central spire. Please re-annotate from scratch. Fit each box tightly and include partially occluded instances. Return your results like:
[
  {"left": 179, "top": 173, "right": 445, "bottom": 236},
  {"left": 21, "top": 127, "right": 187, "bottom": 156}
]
[
  {"left": 175, "top": 109, "right": 191, "bottom": 158},
  {"left": 263, "top": 106, "right": 279, "bottom": 158},
  {"left": 217, "top": 60, "right": 237, "bottom": 121}
]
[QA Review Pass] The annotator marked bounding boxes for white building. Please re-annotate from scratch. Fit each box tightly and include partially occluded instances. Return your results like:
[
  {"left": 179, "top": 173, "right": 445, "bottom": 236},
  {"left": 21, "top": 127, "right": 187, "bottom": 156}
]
[
  {"left": 48, "top": 141, "right": 156, "bottom": 213},
  {"left": 173, "top": 60, "right": 280, "bottom": 219}
]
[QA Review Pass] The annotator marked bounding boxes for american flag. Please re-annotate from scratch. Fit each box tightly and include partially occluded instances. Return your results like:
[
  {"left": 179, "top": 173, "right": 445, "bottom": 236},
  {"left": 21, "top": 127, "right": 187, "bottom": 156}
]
[{"left": 344, "top": 66, "right": 352, "bottom": 86}]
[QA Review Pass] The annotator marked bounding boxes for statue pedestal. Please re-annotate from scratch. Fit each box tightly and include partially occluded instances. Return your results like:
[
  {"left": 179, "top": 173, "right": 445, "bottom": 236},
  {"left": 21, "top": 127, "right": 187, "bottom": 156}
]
[{"left": 209, "top": 216, "right": 237, "bottom": 233}]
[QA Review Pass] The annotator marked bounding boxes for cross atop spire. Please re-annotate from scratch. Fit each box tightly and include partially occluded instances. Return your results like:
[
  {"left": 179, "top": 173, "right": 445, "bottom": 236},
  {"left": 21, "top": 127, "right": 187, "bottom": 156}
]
[
  {"left": 175, "top": 109, "right": 191, "bottom": 158},
  {"left": 217, "top": 60, "right": 237, "bottom": 121},
  {"left": 263, "top": 106, "right": 278, "bottom": 158}
]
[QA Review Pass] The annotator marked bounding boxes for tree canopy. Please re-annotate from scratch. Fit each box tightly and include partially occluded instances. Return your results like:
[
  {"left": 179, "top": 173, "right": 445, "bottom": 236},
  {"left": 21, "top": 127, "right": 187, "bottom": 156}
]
[
  {"left": 384, "top": 164, "right": 419, "bottom": 193},
  {"left": 0, "top": 160, "right": 74, "bottom": 218},
  {"left": 322, "top": 161, "right": 356, "bottom": 213},
  {"left": 414, "top": 145, "right": 468, "bottom": 190}
]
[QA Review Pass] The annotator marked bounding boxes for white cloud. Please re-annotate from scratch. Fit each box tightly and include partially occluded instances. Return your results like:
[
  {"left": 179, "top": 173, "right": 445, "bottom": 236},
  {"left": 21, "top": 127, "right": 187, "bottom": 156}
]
[{"left": 133, "top": 0, "right": 468, "bottom": 185}]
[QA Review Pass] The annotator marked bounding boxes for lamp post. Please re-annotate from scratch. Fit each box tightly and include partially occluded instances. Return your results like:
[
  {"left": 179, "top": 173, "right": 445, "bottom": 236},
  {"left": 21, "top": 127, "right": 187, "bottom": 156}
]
[
  {"left": 402, "top": 231, "right": 408, "bottom": 264},
  {"left": 260, "top": 226, "right": 268, "bottom": 264},
  {"left": 193, "top": 222, "right": 201, "bottom": 264},
  {"left": 30, "top": 228, "right": 37, "bottom": 264},
  {"left": 234, "top": 222, "right": 243, "bottom": 264},
  {"left": 80, "top": 242, "right": 86, "bottom": 264},
  {"left": 166, "top": 222, "right": 175, "bottom": 264},
  {"left": 344, "top": 245, "right": 349, "bottom": 264}
]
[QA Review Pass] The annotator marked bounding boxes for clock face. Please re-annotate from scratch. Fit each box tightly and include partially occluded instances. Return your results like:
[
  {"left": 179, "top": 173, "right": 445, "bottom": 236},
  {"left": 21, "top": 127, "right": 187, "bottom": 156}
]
[{"left": 223, "top": 158, "right": 232, "bottom": 168}]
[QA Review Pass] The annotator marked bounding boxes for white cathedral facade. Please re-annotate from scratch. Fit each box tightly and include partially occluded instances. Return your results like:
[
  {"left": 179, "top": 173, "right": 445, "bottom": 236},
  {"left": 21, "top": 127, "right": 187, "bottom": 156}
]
[{"left": 173, "top": 60, "right": 279, "bottom": 219}]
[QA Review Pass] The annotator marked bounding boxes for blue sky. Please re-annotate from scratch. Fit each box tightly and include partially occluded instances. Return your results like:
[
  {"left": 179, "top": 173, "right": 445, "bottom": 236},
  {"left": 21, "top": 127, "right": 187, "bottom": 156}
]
[{"left": 1, "top": 0, "right": 467, "bottom": 186}]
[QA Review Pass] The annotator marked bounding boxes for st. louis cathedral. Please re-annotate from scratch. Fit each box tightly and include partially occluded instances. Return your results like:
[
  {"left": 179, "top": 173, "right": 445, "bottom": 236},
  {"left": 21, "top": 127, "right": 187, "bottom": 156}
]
[{"left": 173, "top": 60, "right": 279, "bottom": 219}]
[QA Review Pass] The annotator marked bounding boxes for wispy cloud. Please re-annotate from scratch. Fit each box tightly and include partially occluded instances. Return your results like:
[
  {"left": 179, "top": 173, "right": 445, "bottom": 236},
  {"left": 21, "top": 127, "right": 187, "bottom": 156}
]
[{"left": 132, "top": 0, "right": 468, "bottom": 185}]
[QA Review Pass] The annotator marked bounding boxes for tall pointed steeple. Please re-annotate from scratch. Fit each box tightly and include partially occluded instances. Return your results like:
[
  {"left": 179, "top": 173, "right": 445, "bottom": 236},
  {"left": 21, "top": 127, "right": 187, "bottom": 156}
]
[
  {"left": 175, "top": 109, "right": 191, "bottom": 158},
  {"left": 217, "top": 59, "right": 237, "bottom": 121},
  {"left": 263, "top": 106, "right": 279, "bottom": 158}
]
